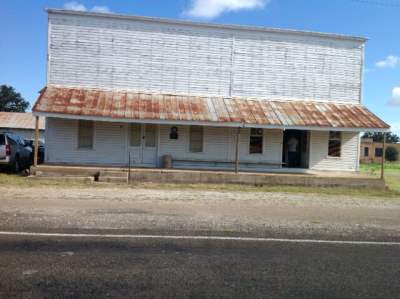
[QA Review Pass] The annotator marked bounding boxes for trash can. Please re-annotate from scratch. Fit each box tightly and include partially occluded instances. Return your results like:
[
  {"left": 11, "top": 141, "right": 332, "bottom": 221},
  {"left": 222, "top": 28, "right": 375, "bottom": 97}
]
[{"left": 163, "top": 155, "right": 172, "bottom": 169}]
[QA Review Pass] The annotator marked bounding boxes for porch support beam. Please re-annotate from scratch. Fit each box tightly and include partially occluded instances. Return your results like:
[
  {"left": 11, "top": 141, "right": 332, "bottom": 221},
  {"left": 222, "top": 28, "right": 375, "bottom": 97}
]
[
  {"left": 235, "top": 127, "right": 241, "bottom": 173},
  {"left": 380, "top": 132, "right": 386, "bottom": 180},
  {"left": 33, "top": 116, "right": 40, "bottom": 168}
]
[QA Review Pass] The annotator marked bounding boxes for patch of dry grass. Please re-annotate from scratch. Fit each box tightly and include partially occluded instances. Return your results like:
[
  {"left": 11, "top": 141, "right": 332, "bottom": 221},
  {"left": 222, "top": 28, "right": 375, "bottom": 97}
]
[
  {"left": 134, "top": 182, "right": 400, "bottom": 199},
  {"left": 0, "top": 173, "right": 93, "bottom": 188},
  {"left": 1, "top": 172, "right": 399, "bottom": 199}
]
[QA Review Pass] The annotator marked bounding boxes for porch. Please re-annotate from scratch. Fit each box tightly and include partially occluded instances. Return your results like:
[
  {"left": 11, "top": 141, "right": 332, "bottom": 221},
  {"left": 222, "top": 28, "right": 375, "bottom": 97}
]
[
  {"left": 43, "top": 118, "right": 362, "bottom": 173},
  {"left": 32, "top": 86, "right": 390, "bottom": 174}
]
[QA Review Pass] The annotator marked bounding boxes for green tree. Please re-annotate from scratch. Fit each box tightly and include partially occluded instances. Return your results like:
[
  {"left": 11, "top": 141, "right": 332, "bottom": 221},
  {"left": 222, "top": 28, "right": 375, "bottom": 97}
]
[
  {"left": 0, "top": 85, "right": 29, "bottom": 112},
  {"left": 385, "top": 146, "right": 399, "bottom": 162},
  {"left": 362, "top": 132, "right": 400, "bottom": 143}
]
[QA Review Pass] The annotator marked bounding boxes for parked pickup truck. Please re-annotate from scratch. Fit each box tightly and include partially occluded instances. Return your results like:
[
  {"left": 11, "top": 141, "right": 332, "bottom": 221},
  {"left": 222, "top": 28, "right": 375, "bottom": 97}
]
[
  {"left": 24, "top": 139, "right": 45, "bottom": 164},
  {"left": 0, "top": 132, "right": 32, "bottom": 172}
]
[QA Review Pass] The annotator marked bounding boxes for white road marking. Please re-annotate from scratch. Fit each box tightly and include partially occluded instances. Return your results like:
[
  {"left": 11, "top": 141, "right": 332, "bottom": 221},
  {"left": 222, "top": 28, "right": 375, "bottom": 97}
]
[
  {"left": 22, "top": 270, "right": 39, "bottom": 276},
  {"left": 0, "top": 231, "right": 399, "bottom": 246}
]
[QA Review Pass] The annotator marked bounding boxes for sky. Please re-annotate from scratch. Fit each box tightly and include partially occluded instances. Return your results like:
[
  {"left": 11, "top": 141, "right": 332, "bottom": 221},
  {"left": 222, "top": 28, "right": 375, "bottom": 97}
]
[{"left": 1, "top": 0, "right": 399, "bottom": 134}]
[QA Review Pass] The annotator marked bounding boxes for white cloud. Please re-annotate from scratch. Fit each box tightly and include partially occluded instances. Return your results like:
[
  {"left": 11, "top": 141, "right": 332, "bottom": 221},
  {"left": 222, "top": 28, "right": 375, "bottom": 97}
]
[
  {"left": 184, "top": 0, "right": 268, "bottom": 19},
  {"left": 376, "top": 55, "right": 399, "bottom": 68},
  {"left": 92, "top": 6, "right": 111, "bottom": 13},
  {"left": 63, "top": 2, "right": 111, "bottom": 13},
  {"left": 388, "top": 87, "right": 400, "bottom": 106},
  {"left": 64, "top": 1, "right": 87, "bottom": 11}
]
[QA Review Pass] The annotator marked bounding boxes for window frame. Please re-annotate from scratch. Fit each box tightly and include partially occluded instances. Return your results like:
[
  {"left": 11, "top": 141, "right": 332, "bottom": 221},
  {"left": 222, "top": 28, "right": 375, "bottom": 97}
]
[
  {"left": 145, "top": 124, "right": 157, "bottom": 148},
  {"left": 364, "top": 147, "right": 369, "bottom": 157},
  {"left": 249, "top": 128, "right": 263, "bottom": 154},
  {"left": 375, "top": 147, "right": 383, "bottom": 157},
  {"left": 77, "top": 120, "right": 94, "bottom": 150},
  {"left": 327, "top": 131, "right": 341, "bottom": 158},
  {"left": 189, "top": 126, "right": 204, "bottom": 153},
  {"left": 129, "top": 123, "right": 142, "bottom": 147}
]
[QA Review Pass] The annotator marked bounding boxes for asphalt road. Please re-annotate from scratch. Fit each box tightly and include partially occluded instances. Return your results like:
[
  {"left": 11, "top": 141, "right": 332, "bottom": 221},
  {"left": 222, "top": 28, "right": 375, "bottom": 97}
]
[{"left": 1, "top": 235, "right": 399, "bottom": 299}]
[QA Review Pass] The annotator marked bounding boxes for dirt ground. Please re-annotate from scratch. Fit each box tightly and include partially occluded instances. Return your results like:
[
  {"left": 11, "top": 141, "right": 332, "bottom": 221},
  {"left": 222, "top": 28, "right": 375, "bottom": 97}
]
[{"left": 1, "top": 185, "right": 400, "bottom": 240}]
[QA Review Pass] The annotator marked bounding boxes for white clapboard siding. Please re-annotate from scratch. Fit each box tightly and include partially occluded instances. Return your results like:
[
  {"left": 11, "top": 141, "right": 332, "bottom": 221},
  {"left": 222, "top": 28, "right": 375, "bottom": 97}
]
[
  {"left": 309, "top": 131, "right": 359, "bottom": 171},
  {"left": 158, "top": 125, "right": 232, "bottom": 167},
  {"left": 45, "top": 119, "right": 359, "bottom": 172},
  {"left": 48, "top": 12, "right": 363, "bottom": 103},
  {"left": 45, "top": 118, "right": 128, "bottom": 166},
  {"left": 158, "top": 125, "right": 283, "bottom": 170}
]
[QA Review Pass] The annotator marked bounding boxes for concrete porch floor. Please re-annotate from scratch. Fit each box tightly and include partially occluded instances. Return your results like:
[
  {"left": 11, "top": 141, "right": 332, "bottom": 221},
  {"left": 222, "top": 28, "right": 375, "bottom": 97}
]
[{"left": 31, "top": 164, "right": 385, "bottom": 189}]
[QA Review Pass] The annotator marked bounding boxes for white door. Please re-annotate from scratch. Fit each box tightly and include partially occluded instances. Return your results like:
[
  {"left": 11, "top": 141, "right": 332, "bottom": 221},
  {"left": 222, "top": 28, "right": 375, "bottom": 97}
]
[{"left": 128, "top": 124, "right": 157, "bottom": 167}]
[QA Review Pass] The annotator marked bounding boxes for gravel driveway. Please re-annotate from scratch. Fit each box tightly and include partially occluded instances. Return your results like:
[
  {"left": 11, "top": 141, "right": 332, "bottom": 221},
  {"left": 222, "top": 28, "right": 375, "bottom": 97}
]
[{"left": 1, "top": 185, "right": 399, "bottom": 240}]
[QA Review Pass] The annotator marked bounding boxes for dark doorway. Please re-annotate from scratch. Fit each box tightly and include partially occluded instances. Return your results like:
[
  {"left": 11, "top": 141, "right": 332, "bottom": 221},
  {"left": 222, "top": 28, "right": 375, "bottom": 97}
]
[{"left": 282, "top": 130, "right": 310, "bottom": 168}]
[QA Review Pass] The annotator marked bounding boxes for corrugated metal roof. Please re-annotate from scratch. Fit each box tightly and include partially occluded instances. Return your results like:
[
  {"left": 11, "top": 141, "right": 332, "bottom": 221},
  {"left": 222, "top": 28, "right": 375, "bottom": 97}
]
[
  {"left": 0, "top": 112, "right": 45, "bottom": 130},
  {"left": 33, "top": 86, "right": 389, "bottom": 131}
]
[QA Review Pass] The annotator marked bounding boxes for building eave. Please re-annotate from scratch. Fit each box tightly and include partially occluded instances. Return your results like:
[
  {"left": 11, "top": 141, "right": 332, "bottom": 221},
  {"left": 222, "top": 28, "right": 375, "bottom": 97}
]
[
  {"left": 33, "top": 111, "right": 390, "bottom": 133},
  {"left": 45, "top": 8, "right": 368, "bottom": 43}
]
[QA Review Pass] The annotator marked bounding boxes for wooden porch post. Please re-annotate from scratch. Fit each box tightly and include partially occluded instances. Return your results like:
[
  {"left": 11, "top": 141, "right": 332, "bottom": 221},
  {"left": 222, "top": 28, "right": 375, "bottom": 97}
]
[
  {"left": 380, "top": 132, "right": 386, "bottom": 180},
  {"left": 235, "top": 127, "right": 241, "bottom": 173},
  {"left": 33, "top": 116, "right": 39, "bottom": 168}
]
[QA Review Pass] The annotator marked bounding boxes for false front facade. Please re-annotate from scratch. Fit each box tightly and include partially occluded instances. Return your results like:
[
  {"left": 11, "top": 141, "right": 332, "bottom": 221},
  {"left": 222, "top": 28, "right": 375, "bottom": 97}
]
[{"left": 33, "top": 9, "right": 389, "bottom": 172}]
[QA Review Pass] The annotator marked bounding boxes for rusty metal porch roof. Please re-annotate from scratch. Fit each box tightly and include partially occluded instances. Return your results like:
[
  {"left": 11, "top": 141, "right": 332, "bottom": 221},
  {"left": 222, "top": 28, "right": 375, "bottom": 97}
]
[
  {"left": 33, "top": 86, "right": 390, "bottom": 132},
  {"left": 0, "top": 112, "right": 45, "bottom": 131}
]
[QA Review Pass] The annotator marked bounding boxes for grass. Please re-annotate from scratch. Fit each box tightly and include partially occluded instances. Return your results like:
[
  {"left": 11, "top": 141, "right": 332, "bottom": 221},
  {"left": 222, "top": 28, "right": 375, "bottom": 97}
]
[
  {"left": 0, "top": 173, "right": 93, "bottom": 188},
  {"left": 360, "top": 162, "right": 400, "bottom": 193},
  {"left": 1, "top": 165, "right": 399, "bottom": 198}
]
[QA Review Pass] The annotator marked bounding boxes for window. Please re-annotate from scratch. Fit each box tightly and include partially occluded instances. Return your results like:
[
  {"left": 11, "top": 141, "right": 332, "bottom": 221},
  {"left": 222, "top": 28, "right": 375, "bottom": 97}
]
[
  {"left": 375, "top": 148, "right": 383, "bottom": 157},
  {"left": 145, "top": 125, "right": 156, "bottom": 147},
  {"left": 249, "top": 128, "right": 263, "bottom": 154},
  {"left": 78, "top": 120, "right": 94, "bottom": 149},
  {"left": 0, "top": 134, "right": 5, "bottom": 146},
  {"left": 364, "top": 147, "right": 369, "bottom": 157},
  {"left": 189, "top": 126, "right": 203, "bottom": 153},
  {"left": 130, "top": 124, "right": 141, "bottom": 146},
  {"left": 328, "top": 131, "right": 341, "bottom": 157}
]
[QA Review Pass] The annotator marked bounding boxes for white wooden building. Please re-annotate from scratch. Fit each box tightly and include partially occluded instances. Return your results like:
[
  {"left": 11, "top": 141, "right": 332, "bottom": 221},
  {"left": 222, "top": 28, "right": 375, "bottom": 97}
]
[{"left": 33, "top": 9, "right": 389, "bottom": 172}]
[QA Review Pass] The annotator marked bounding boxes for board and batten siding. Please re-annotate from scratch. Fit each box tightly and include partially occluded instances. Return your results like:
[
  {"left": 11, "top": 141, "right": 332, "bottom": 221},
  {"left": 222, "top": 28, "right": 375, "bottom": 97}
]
[
  {"left": 48, "top": 12, "right": 363, "bottom": 103},
  {"left": 309, "top": 131, "right": 359, "bottom": 171}
]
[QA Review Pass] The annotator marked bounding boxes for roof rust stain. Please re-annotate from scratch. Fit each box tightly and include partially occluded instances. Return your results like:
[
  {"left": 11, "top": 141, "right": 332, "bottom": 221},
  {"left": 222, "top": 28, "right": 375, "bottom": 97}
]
[{"left": 33, "top": 86, "right": 390, "bottom": 130}]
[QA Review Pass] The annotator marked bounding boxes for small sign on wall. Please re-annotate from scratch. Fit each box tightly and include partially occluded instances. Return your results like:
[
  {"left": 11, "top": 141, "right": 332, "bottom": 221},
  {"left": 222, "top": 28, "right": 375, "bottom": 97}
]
[{"left": 170, "top": 126, "right": 178, "bottom": 139}]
